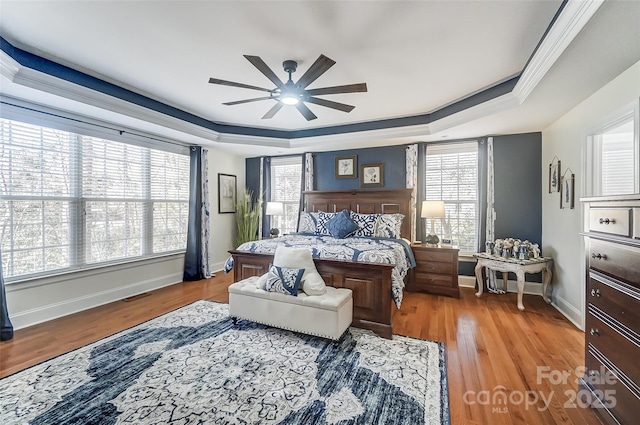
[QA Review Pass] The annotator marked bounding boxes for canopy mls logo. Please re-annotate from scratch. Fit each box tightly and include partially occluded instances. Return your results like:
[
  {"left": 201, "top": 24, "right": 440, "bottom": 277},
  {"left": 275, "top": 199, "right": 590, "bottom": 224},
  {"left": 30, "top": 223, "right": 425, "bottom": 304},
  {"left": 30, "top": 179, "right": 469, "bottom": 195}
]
[{"left": 462, "top": 366, "right": 618, "bottom": 413}]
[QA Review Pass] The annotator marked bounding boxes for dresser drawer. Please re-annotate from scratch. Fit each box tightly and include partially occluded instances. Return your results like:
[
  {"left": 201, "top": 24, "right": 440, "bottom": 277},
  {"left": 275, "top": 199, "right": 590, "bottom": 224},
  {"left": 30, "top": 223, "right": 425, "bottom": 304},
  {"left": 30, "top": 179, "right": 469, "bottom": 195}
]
[
  {"left": 584, "top": 348, "right": 640, "bottom": 425},
  {"left": 413, "top": 249, "right": 454, "bottom": 264},
  {"left": 586, "top": 307, "right": 640, "bottom": 381},
  {"left": 414, "top": 261, "right": 453, "bottom": 274},
  {"left": 589, "top": 239, "right": 640, "bottom": 286},
  {"left": 588, "top": 273, "right": 640, "bottom": 330},
  {"left": 413, "top": 272, "right": 453, "bottom": 287},
  {"left": 589, "top": 208, "right": 631, "bottom": 237}
]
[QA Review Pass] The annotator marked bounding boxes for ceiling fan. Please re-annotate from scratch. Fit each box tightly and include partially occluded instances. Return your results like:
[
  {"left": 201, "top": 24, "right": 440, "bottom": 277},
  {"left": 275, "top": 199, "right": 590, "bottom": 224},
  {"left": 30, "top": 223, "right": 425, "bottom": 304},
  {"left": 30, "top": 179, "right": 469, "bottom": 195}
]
[{"left": 208, "top": 54, "right": 367, "bottom": 121}]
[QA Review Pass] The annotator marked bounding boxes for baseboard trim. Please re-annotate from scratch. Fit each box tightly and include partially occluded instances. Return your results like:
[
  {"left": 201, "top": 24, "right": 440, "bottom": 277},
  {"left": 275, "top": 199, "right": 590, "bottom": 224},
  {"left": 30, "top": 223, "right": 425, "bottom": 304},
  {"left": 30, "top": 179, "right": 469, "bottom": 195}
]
[
  {"left": 10, "top": 273, "right": 183, "bottom": 330},
  {"left": 551, "top": 295, "right": 584, "bottom": 331}
]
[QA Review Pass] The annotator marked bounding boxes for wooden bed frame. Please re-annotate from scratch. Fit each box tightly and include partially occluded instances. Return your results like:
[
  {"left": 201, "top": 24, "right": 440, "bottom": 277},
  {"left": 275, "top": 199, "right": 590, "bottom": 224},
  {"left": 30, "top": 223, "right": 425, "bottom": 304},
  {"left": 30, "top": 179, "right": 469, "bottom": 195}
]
[{"left": 229, "top": 188, "right": 413, "bottom": 339}]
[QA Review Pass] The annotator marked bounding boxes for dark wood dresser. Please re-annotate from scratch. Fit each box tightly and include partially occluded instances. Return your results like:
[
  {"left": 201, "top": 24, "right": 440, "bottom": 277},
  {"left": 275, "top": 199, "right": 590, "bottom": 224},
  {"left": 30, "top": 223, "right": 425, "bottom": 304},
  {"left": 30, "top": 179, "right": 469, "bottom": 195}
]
[
  {"left": 407, "top": 244, "right": 460, "bottom": 298},
  {"left": 580, "top": 197, "right": 640, "bottom": 425}
]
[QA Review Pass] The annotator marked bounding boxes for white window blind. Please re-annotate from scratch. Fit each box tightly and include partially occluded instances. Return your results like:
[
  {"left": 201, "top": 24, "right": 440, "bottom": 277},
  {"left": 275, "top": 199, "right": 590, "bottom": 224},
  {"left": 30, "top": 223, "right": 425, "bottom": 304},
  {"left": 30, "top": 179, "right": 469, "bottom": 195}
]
[
  {"left": 593, "top": 117, "right": 636, "bottom": 196},
  {"left": 425, "top": 141, "right": 479, "bottom": 253},
  {"left": 270, "top": 156, "right": 302, "bottom": 235},
  {"left": 0, "top": 118, "right": 189, "bottom": 281}
]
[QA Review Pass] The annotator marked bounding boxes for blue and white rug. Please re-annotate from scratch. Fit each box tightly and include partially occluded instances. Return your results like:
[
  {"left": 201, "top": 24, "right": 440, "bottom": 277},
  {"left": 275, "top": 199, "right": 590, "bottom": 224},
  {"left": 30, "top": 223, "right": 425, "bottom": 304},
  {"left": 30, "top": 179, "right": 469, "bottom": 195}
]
[{"left": 0, "top": 301, "right": 449, "bottom": 424}]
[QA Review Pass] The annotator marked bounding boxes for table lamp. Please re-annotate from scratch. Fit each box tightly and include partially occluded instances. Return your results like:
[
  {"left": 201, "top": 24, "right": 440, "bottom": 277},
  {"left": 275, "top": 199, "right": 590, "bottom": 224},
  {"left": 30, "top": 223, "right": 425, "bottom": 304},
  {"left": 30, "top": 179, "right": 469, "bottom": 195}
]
[
  {"left": 265, "top": 201, "right": 284, "bottom": 237},
  {"left": 421, "top": 200, "right": 446, "bottom": 245}
]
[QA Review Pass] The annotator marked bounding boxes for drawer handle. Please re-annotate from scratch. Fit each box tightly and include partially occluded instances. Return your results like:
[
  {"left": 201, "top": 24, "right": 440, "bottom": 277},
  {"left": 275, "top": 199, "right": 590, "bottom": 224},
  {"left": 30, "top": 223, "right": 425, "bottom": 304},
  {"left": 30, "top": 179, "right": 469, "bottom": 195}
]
[
  {"left": 589, "top": 328, "right": 600, "bottom": 336},
  {"left": 590, "top": 289, "right": 601, "bottom": 297},
  {"left": 590, "top": 253, "right": 607, "bottom": 260},
  {"left": 598, "top": 217, "right": 615, "bottom": 225}
]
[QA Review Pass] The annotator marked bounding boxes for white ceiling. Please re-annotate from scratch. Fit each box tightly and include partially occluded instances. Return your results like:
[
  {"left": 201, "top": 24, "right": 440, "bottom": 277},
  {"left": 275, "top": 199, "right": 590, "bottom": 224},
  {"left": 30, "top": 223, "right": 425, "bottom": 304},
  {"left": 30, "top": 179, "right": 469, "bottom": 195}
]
[{"left": 0, "top": 0, "right": 639, "bottom": 156}]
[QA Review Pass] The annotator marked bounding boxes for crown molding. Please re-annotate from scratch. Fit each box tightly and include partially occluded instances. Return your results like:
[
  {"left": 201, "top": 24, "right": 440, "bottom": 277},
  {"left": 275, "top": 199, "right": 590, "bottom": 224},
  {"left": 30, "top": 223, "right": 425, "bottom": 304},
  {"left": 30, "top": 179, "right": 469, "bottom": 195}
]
[
  {"left": 0, "top": 49, "right": 20, "bottom": 82},
  {"left": 513, "top": 0, "right": 605, "bottom": 103}
]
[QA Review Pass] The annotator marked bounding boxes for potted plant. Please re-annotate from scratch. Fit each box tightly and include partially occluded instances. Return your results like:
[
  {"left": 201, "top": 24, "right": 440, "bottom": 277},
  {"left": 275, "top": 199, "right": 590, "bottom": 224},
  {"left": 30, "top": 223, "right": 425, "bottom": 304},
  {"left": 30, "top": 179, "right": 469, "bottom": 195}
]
[{"left": 235, "top": 188, "right": 262, "bottom": 247}]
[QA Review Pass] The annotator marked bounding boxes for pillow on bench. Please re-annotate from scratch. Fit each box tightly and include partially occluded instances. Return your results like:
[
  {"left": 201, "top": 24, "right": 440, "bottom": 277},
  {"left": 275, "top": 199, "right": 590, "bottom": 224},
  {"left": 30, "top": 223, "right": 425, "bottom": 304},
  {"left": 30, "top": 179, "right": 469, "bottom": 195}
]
[{"left": 255, "top": 246, "right": 327, "bottom": 296}]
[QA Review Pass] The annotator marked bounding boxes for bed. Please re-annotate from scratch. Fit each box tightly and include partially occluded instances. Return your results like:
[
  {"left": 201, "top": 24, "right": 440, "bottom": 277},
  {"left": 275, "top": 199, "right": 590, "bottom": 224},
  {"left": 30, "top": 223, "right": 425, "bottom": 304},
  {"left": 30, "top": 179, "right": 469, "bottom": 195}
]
[{"left": 228, "top": 188, "right": 414, "bottom": 339}]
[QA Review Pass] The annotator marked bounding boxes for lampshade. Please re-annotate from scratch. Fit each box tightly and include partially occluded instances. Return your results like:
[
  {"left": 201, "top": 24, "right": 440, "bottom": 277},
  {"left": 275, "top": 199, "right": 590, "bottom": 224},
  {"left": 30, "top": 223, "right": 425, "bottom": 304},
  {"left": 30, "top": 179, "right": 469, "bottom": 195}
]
[
  {"left": 421, "top": 200, "right": 445, "bottom": 218},
  {"left": 265, "top": 201, "right": 284, "bottom": 216}
]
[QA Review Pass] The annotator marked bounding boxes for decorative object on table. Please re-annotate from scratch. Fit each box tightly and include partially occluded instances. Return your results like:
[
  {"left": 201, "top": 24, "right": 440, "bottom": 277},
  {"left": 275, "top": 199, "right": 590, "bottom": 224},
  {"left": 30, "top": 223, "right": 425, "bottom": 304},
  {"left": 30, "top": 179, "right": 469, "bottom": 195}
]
[
  {"left": 234, "top": 188, "right": 262, "bottom": 247},
  {"left": 335, "top": 155, "right": 357, "bottom": 178},
  {"left": 489, "top": 238, "right": 540, "bottom": 261},
  {"left": 421, "top": 200, "right": 446, "bottom": 245},
  {"left": 548, "top": 156, "right": 561, "bottom": 193},
  {"left": 560, "top": 169, "right": 575, "bottom": 209},
  {"left": 360, "top": 163, "right": 384, "bottom": 187},
  {"left": 0, "top": 300, "right": 450, "bottom": 425},
  {"left": 218, "top": 173, "right": 237, "bottom": 213},
  {"left": 265, "top": 201, "right": 284, "bottom": 237}
]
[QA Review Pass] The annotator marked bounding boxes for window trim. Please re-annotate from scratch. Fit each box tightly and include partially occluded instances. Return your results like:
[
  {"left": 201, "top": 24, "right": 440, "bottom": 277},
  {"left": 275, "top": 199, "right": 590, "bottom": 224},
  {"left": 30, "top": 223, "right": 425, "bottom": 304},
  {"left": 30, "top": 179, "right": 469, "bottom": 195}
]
[{"left": 269, "top": 155, "right": 303, "bottom": 236}]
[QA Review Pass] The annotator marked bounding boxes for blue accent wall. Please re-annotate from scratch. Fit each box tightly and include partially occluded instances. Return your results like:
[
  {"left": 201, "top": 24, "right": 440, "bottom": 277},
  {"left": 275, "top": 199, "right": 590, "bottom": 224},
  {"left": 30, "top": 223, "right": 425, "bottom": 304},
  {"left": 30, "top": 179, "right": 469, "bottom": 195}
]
[
  {"left": 492, "top": 133, "right": 542, "bottom": 246},
  {"left": 313, "top": 145, "right": 407, "bottom": 190}
]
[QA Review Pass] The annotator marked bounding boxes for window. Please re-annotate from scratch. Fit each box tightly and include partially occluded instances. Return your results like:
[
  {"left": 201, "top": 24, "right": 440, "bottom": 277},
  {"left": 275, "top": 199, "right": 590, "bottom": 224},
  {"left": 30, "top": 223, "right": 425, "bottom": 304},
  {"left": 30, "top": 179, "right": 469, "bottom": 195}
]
[
  {"left": 586, "top": 106, "right": 639, "bottom": 196},
  {"left": 0, "top": 118, "right": 189, "bottom": 281},
  {"left": 269, "top": 156, "right": 302, "bottom": 235},
  {"left": 425, "top": 141, "right": 479, "bottom": 253}
]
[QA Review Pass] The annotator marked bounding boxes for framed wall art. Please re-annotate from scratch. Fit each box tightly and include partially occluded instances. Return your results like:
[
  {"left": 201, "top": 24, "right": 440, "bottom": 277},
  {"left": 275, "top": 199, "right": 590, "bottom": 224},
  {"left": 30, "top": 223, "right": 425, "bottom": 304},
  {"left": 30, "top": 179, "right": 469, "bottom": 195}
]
[
  {"left": 218, "top": 173, "right": 237, "bottom": 214},
  {"left": 360, "top": 163, "right": 384, "bottom": 187},
  {"left": 335, "top": 155, "right": 357, "bottom": 178},
  {"left": 549, "top": 156, "right": 561, "bottom": 193},
  {"left": 560, "top": 170, "right": 575, "bottom": 209}
]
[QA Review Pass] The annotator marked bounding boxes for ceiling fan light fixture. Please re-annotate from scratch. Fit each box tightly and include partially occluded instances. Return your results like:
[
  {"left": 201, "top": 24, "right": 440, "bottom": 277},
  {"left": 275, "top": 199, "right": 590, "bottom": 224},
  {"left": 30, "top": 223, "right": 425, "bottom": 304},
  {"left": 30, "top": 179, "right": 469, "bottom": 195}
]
[{"left": 280, "top": 92, "right": 300, "bottom": 105}]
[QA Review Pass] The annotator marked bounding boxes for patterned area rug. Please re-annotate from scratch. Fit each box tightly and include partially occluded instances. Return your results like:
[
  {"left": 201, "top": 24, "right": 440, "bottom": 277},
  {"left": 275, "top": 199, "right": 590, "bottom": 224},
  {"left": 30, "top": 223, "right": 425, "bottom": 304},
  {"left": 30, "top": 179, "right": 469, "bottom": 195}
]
[{"left": 0, "top": 301, "right": 449, "bottom": 424}]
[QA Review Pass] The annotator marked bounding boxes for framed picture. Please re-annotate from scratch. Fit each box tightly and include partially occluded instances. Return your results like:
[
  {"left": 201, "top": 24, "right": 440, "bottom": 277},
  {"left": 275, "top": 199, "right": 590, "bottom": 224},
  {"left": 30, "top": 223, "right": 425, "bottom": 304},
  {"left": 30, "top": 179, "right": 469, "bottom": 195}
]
[
  {"left": 218, "top": 173, "right": 237, "bottom": 214},
  {"left": 335, "top": 155, "right": 357, "bottom": 178},
  {"left": 360, "top": 163, "right": 384, "bottom": 187},
  {"left": 560, "top": 172, "right": 575, "bottom": 209},
  {"left": 549, "top": 157, "right": 561, "bottom": 193}
]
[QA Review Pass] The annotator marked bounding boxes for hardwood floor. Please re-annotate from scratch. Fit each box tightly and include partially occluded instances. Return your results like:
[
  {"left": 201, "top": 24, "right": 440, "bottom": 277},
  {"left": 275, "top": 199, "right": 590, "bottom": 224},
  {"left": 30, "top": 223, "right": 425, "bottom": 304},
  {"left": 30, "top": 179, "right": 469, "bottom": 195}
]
[{"left": 0, "top": 274, "right": 600, "bottom": 425}]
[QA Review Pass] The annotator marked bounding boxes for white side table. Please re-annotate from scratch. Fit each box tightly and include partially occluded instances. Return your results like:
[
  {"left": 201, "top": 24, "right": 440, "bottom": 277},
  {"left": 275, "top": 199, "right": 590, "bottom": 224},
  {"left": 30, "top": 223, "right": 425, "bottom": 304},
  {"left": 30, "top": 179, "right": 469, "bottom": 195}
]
[{"left": 473, "top": 253, "right": 553, "bottom": 311}]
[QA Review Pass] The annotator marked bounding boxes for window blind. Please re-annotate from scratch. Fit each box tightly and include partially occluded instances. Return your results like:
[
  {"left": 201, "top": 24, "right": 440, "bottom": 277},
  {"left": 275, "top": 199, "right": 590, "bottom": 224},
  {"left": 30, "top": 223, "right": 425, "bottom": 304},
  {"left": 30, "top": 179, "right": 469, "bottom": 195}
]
[
  {"left": 425, "top": 141, "right": 479, "bottom": 253},
  {"left": 270, "top": 156, "right": 302, "bottom": 235},
  {"left": 0, "top": 117, "right": 189, "bottom": 281}
]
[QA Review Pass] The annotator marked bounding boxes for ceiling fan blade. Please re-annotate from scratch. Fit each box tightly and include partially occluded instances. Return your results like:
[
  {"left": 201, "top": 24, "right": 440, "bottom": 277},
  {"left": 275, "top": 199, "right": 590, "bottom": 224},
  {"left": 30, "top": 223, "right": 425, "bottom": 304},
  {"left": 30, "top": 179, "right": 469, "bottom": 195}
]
[
  {"left": 306, "top": 83, "right": 368, "bottom": 96},
  {"left": 208, "top": 78, "right": 273, "bottom": 93},
  {"left": 295, "top": 55, "right": 336, "bottom": 89},
  {"left": 305, "top": 96, "right": 355, "bottom": 113},
  {"left": 243, "top": 55, "right": 285, "bottom": 89},
  {"left": 295, "top": 102, "right": 318, "bottom": 121},
  {"left": 223, "top": 96, "right": 273, "bottom": 106},
  {"left": 262, "top": 102, "right": 284, "bottom": 119}
]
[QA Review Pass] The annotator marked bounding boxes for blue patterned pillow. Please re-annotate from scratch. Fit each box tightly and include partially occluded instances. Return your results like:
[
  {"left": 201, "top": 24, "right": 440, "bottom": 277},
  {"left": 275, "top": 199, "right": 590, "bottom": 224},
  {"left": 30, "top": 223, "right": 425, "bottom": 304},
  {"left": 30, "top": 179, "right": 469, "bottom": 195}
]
[
  {"left": 374, "top": 213, "right": 405, "bottom": 239},
  {"left": 297, "top": 212, "right": 317, "bottom": 234},
  {"left": 350, "top": 211, "right": 381, "bottom": 237},
  {"left": 264, "top": 264, "right": 304, "bottom": 296},
  {"left": 316, "top": 211, "right": 336, "bottom": 235},
  {"left": 325, "top": 209, "right": 359, "bottom": 239}
]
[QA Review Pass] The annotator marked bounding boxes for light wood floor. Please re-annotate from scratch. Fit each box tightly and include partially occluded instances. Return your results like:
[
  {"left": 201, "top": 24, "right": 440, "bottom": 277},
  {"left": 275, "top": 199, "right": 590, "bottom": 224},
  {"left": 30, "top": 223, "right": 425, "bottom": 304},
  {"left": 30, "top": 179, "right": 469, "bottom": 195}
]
[{"left": 0, "top": 273, "right": 600, "bottom": 425}]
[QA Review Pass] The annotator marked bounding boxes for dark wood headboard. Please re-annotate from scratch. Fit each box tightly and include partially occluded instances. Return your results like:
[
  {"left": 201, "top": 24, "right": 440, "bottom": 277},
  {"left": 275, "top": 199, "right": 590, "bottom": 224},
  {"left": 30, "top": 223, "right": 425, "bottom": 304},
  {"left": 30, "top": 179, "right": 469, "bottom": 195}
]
[{"left": 303, "top": 189, "right": 413, "bottom": 240}]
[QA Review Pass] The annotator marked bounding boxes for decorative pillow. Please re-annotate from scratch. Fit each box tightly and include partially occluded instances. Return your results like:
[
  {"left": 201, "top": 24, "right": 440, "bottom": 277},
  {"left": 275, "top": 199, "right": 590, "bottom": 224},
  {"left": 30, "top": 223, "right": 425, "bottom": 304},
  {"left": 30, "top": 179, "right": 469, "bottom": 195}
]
[
  {"left": 350, "top": 211, "right": 380, "bottom": 237},
  {"left": 264, "top": 264, "right": 304, "bottom": 296},
  {"left": 325, "top": 209, "right": 359, "bottom": 239},
  {"left": 255, "top": 273, "right": 268, "bottom": 289},
  {"left": 316, "top": 211, "right": 336, "bottom": 236},
  {"left": 297, "top": 211, "right": 318, "bottom": 234},
  {"left": 273, "top": 246, "right": 326, "bottom": 295},
  {"left": 374, "top": 213, "right": 405, "bottom": 239}
]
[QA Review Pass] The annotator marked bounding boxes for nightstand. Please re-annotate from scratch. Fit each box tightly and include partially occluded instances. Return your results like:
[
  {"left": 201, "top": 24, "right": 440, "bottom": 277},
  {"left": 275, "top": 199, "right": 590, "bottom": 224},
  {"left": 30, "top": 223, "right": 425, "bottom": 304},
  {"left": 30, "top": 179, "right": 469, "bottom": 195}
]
[{"left": 407, "top": 244, "right": 460, "bottom": 298}]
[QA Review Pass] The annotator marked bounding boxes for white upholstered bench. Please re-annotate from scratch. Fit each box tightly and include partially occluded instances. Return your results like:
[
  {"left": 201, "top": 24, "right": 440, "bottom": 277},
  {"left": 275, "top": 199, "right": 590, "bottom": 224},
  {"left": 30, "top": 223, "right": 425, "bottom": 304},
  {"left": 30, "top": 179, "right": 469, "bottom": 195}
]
[{"left": 228, "top": 276, "right": 353, "bottom": 340}]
